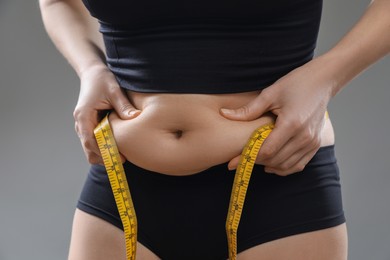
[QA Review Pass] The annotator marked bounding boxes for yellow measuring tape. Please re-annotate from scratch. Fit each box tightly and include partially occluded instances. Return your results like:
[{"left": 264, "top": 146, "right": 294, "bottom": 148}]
[
  {"left": 225, "top": 123, "right": 274, "bottom": 260},
  {"left": 94, "top": 115, "right": 138, "bottom": 259},
  {"left": 226, "top": 110, "right": 329, "bottom": 260},
  {"left": 94, "top": 110, "right": 329, "bottom": 260}
]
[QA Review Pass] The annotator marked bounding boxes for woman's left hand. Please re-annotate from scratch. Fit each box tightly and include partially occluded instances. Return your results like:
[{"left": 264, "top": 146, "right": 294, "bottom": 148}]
[{"left": 220, "top": 56, "right": 335, "bottom": 176}]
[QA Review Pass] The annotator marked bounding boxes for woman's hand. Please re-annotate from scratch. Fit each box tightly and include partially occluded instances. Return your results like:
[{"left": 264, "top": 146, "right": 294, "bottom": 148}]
[
  {"left": 220, "top": 57, "right": 334, "bottom": 176},
  {"left": 73, "top": 64, "right": 141, "bottom": 164}
]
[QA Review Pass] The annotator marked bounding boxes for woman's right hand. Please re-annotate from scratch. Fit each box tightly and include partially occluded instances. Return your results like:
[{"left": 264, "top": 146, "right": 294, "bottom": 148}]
[{"left": 73, "top": 64, "right": 141, "bottom": 164}]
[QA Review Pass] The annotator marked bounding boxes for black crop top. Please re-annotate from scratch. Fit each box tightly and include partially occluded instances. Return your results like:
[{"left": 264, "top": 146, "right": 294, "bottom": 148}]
[{"left": 82, "top": 0, "right": 323, "bottom": 93}]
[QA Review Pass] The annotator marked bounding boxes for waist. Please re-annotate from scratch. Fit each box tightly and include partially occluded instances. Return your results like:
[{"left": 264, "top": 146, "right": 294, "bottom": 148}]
[{"left": 108, "top": 90, "right": 334, "bottom": 176}]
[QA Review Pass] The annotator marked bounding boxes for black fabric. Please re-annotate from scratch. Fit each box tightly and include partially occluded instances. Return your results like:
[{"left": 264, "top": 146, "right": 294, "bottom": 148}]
[
  {"left": 77, "top": 145, "right": 346, "bottom": 259},
  {"left": 81, "top": 0, "right": 323, "bottom": 93}
]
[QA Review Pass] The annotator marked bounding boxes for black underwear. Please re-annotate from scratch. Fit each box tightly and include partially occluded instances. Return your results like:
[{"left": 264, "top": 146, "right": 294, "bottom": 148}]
[{"left": 77, "top": 145, "right": 345, "bottom": 259}]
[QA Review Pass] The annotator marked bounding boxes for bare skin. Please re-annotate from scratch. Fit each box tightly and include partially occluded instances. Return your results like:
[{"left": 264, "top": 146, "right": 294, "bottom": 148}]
[{"left": 108, "top": 89, "right": 334, "bottom": 175}]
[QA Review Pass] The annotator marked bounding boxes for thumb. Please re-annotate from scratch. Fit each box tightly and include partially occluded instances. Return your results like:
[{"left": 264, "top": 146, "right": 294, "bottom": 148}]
[
  {"left": 220, "top": 91, "right": 272, "bottom": 121},
  {"left": 110, "top": 89, "right": 141, "bottom": 120},
  {"left": 227, "top": 155, "right": 241, "bottom": 171}
]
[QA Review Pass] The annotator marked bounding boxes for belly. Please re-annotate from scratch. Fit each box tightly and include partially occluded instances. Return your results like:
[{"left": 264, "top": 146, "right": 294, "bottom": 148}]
[{"left": 108, "top": 90, "right": 335, "bottom": 176}]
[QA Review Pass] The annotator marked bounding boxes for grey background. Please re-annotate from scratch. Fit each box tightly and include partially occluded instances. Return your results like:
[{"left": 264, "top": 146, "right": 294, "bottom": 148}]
[{"left": 0, "top": 0, "right": 389, "bottom": 259}]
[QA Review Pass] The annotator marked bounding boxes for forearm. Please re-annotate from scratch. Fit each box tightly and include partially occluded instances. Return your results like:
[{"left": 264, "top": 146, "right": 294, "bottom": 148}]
[
  {"left": 39, "top": 0, "right": 106, "bottom": 78},
  {"left": 318, "top": 0, "right": 390, "bottom": 97}
]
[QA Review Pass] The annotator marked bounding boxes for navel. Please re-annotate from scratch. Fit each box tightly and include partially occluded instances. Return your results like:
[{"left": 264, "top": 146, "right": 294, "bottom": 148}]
[{"left": 173, "top": 130, "right": 184, "bottom": 139}]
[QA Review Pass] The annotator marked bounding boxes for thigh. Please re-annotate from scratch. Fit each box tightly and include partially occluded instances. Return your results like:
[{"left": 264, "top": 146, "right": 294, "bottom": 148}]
[
  {"left": 237, "top": 223, "right": 348, "bottom": 260},
  {"left": 68, "top": 209, "right": 160, "bottom": 260}
]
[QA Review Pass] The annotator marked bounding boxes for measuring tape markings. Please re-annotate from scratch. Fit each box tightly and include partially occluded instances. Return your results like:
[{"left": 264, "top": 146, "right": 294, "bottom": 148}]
[
  {"left": 225, "top": 110, "right": 329, "bottom": 260},
  {"left": 226, "top": 124, "right": 274, "bottom": 260},
  {"left": 94, "top": 115, "right": 137, "bottom": 260}
]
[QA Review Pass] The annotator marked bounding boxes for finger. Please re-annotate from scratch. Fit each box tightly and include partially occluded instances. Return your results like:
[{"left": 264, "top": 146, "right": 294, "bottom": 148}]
[
  {"left": 220, "top": 89, "right": 273, "bottom": 121},
  {"left": 86, "top": 152, "right": 104, "bottom": 165},
  {"left": 76, "top": 126, "right": 103, "bottom": 165},
  {"left": 265, "top": 146, "right": 318, "bottom": 176},
  {"left": 260, "top": 126, "right": 319, "bottom": 168},
  {"left": 78, "top": 132, "right": 103, "bottom": 165},
  {"left": 108, "top": 87, "right": 141, "bottom": 120},
  {"left": 263, "top": 141, "right": 308, "bottom": 174},
  {"left": 256, "top": 116, "right": 296, "bottom": 164},
  {"left": 75, "top": 110, "right": 102, "bottom": 160},
  {"left": 227, "top": 155, "right": 241, "bottom": 170},
  {"left": 269, "top": 147, "right": 309, "bottom": 173},
  {"left": 78, "top": 115, "right": 126, "bottom": 165}
]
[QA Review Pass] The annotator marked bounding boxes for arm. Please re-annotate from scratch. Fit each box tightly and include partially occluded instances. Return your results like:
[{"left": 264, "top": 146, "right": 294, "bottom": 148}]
[
  {"left": 39, "top": 0, "right": 106, "bottom": 77},
  {"left": 39, "top": 0, "right": 140, "bottom": 164},
  {"left": 221, "top": 0, "right": 390, "bottom": 175},
  {"left": 320, "top": 0, "right": 390, "bottom": 97}
]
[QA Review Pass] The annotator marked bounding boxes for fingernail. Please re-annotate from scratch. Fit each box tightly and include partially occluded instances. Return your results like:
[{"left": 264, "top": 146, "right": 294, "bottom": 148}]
[
  {"left": 221, "top": 108, "right": 233, "bottom": 115},
  {"left": 128, "top": 110, "right": 140, "bottom": 117}
]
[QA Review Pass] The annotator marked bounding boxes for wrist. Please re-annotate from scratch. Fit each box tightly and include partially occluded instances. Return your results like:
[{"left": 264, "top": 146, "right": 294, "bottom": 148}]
[
  {"left": 312, "top": 53, "right": 350, "bottom": 98},
  {"left": 78, "top": 61, "right": 108, "bottom": 80}
]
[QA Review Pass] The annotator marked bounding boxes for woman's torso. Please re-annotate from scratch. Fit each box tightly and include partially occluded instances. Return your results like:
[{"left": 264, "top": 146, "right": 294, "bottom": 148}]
[
  {"left": 90, "top": 0, "right": 328, "bottom": 176},
  {"left": 109, "top": 90, "right": 334, "bottom": 176}
]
